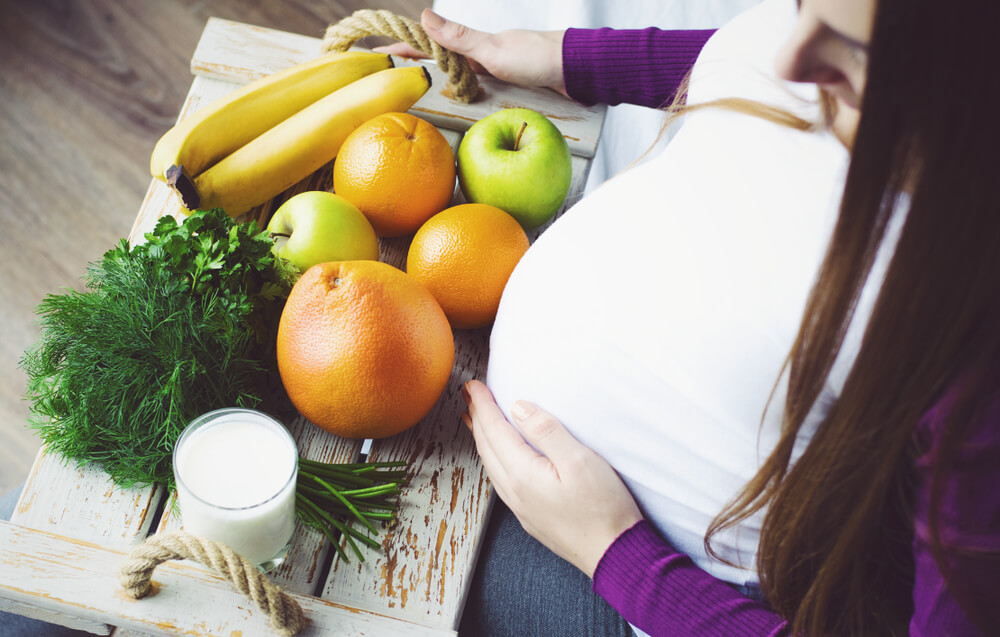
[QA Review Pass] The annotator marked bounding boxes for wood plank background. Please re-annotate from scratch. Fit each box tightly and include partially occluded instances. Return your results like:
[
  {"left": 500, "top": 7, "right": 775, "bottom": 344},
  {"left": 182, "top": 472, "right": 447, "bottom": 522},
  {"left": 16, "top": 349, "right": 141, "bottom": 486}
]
[{"left": 0, "top": 0, "right": 432, "bottom": 495}]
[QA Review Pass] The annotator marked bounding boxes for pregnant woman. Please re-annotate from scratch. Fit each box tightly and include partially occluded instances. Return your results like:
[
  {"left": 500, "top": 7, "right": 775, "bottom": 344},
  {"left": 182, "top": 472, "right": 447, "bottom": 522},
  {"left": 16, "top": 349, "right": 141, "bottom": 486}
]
[{"left": 404, "top": 0, "right": 1000, "bottom": 635}]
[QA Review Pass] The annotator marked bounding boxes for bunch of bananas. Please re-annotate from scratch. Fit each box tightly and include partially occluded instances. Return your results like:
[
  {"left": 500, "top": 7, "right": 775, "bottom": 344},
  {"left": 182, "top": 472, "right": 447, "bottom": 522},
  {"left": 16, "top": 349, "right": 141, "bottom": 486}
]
[{"left": 151, "top": 51, "right": 432, "bottom": 217}]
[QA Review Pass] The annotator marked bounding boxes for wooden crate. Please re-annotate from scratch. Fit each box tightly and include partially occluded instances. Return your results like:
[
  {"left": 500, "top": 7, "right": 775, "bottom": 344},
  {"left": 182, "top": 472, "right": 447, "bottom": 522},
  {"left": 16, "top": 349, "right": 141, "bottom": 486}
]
[{"left": 0, "top": 18, "right": 605, "bottom": 636}]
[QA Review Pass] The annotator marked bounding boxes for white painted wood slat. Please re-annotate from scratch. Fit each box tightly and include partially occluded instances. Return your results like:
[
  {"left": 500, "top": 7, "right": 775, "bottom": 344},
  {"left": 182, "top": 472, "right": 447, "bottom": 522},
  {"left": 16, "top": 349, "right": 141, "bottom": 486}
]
[
  {"left": 0, "top": 521, "right": 455, "bottom": 636},
  {"left": 11, "top": 449, "right": 162, "bottom": 551}
]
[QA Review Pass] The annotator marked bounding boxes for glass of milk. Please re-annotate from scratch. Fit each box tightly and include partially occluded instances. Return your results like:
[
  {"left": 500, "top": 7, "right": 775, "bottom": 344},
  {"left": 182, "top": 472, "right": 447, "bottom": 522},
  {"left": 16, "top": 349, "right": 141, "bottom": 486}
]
[{"left": 173, "top": 408, "right": 298, "bottom": 571}]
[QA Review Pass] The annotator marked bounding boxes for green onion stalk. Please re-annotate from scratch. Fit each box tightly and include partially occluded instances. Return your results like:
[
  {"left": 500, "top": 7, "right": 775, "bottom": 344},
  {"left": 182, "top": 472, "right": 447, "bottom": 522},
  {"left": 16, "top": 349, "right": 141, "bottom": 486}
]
[{"left": 295, "top": 458, "right": 408, "bottom": 562}]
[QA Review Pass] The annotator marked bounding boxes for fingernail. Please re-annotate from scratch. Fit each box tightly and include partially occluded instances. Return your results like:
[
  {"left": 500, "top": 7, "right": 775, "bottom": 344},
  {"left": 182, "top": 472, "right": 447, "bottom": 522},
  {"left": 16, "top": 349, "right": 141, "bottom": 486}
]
[
  {"left": 461, "top": 412, "right": 473, "bottom": 430},
  {"left": 461, "top": 382, "right": 471, "bottom": 405},
  {"left": 511, "top": 400, "right": 535, "bottom": 420},
  {"left": 423, "top": 8, "right": 446, "bottom": 30}
]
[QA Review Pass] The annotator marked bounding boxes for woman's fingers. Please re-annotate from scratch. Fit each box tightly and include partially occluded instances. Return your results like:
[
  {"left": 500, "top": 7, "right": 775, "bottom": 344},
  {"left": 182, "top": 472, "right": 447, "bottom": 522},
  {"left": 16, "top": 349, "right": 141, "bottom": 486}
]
[
  {"left": 375, "top": 9, "right": 566, "bottom": 94},
  {"left": 373, "top": 40, "right": 488, "bottom": 75},
  {"left": 461, "top": 381, "right": 644, "bottom": 577},
  {"left": 462, "top": 380, "right": 520, "bottom": 497},
  {"left": 466, "top": 382, "right": 541, "bottom": 461},
  {"left": 371, "top": 42, "right": 427, "bottom": 59},
  {"left": 420, "top": 9, "right": 494, "bottom": 59},
  {"left": 368, "top": 10, "right": 491, "bottom": 69},
  {"left": 464, "top": 382, "right": 569, "bottom": 503},
  {"left": 508, "top": 400, "right": 588, "bottom": 471}
]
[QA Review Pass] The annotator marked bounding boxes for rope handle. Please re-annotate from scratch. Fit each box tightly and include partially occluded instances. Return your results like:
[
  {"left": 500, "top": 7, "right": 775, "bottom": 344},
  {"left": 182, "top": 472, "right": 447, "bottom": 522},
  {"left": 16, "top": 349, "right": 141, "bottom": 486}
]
[
  {"left": 322, "top": 9, "right": 481, "bottom": 103},
  {"left": 120, "top": 531, "right": 306, "bottom": 636}
]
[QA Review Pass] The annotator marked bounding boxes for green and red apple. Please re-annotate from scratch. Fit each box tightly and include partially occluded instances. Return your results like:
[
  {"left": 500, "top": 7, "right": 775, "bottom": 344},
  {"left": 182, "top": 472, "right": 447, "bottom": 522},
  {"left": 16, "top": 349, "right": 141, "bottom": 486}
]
[
  {"left": 456, "top": 108, "right": 572, "bottom": 230},
  {"left": 266, "top": 191, "right": 378, "bottom": 274}
]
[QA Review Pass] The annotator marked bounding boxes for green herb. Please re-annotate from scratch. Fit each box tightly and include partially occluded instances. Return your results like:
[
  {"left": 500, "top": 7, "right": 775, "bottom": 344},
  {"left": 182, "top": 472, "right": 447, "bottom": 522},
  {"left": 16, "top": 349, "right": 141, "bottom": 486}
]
[
  {"left": 296, "top": 458, "right": 408, "bottom": 562},
  {"left": 21, "top": 209, "right": 296, "bottom": 489},
  {"left": 22, "top": 208, "right": 409, "bottom": 561}
]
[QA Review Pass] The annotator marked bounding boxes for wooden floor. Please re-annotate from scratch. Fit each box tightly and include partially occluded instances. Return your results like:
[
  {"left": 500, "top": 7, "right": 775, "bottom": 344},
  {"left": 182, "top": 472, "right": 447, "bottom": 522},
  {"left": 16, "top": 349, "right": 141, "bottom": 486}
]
[{"left": 0, "top": 0, "right": 431, "bottom": 495}]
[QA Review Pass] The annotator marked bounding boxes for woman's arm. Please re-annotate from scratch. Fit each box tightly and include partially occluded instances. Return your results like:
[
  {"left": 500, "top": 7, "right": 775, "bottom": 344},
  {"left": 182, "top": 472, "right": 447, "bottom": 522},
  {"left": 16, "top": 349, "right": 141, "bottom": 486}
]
[
  {"left": 594, "top": 519, "right": 788, "bottom": 636},
  {"left": 377, "top": 9, "right": 713, "bottom": 108},
  {"left": 463, "top": 379, "right": 998, "bottom": 636},
  {"left": 375, "top": 10, "right": 568, "bottom": 96},
  {"left": 462, "top": 379, "right": 788, "bottom": 636},
  {"left": 562, "top": 27, "right": 714, "bottom": 108},
  {"left": 909, "top": 389, "right": 1000, "bottom": 636}
]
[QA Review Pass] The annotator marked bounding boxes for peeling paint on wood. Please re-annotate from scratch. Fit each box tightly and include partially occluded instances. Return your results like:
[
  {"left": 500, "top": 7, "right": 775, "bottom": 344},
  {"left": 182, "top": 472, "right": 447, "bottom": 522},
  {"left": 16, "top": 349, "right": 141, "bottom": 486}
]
[
  {"left": 0, "top": 521, "right": 455, "bottom": 636},
  {"left": 11, "top": 449, "right": 162, "bottom": 552}
]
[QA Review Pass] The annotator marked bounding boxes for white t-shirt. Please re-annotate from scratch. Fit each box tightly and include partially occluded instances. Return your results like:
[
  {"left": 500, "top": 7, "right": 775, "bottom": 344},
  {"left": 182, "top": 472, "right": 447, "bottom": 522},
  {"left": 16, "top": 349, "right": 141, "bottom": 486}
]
[{"left": 486, "top": 0, "right": 852, "bottom": 587}]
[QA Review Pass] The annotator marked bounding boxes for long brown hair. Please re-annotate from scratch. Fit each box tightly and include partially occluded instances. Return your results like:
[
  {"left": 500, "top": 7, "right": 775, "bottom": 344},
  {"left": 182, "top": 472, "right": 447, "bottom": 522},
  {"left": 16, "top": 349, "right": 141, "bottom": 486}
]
[{"left": 696, "top": 1, "right": 1000, "bottom": 634}]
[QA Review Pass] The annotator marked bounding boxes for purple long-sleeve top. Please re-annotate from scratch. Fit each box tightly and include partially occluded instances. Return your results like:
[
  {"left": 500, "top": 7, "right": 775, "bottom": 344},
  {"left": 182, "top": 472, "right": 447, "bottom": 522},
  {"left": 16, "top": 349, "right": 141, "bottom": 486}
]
[
  {"left": 561, "top": 27, "right": 1000, "bottom": 636},
  {"left": 563, "top": 28, "right": 715, "bottom": 108}
]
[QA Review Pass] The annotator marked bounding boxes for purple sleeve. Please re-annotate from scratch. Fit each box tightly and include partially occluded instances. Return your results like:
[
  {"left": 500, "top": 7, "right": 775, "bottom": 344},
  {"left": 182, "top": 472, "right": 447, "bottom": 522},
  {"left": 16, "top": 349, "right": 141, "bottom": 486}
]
[
  {"left": 909, "top": 390, "right": 1000, "bottom": 636},
  {"left": 562, "top": 28, "right": 714, "bottom": 108},
  {"left": 593, "top": 520, "right": 788, "bottom": 636},
  {"left": 593, "top": 393, "right": 1000, "bottom": 636}
]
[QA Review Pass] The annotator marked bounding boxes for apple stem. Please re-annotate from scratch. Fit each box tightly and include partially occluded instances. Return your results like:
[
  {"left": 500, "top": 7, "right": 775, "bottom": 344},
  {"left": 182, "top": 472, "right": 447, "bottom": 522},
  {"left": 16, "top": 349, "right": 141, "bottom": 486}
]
[
  {"left": 270, "top": 232, "right": 291, "bottom": 240},
  {"left": 513, "top": 122, "right": 528, "bottom": 151}
]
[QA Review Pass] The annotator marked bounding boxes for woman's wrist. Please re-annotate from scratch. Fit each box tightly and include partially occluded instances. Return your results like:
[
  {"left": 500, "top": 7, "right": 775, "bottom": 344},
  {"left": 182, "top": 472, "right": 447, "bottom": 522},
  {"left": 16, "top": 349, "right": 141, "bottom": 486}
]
[
  {"left": 544, "top": 30, "right": 568, "bottom": 96},
  {"left": 586, "top": 516, "right": 646, "bottom": 579}
]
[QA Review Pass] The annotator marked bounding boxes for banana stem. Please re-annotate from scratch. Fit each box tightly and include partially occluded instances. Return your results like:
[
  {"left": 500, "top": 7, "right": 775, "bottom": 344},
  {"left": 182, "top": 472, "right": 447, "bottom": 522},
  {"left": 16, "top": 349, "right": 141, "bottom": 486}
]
[{"left": 165, "top": 165, "right": 201, "bottom": 210}]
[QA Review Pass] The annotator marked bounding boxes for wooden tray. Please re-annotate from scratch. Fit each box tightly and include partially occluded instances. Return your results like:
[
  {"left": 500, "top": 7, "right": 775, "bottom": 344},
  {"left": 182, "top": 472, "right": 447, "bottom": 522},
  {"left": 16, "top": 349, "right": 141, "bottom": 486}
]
[{"left": 0, "top": 18, "right": 605, "bottom": 636}]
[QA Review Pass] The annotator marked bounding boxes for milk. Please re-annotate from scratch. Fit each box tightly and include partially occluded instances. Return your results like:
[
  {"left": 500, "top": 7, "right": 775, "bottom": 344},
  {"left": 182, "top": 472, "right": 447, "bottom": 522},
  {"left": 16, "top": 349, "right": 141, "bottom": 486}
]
[{"left": 173, "top": 408, "right": 297, "bottom": 568}]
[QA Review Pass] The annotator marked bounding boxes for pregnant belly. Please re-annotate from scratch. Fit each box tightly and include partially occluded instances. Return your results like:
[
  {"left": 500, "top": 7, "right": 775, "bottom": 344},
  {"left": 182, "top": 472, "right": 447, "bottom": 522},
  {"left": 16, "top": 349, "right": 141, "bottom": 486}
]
[
  {"left": 483, "top": 179, "right": 790, "bottom": 583},
  {"left": 483, "top": 92, "right": 847, "bottom": 582}
]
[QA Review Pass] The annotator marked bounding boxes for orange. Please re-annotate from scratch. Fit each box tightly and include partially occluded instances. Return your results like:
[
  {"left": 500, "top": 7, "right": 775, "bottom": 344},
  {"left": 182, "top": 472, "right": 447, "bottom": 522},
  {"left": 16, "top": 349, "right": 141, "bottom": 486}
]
[
  {"left": 406, "top": 203, "right": 529, "bottom": 330},
  {"left": 276, "top": 260, "right": 455, "bottom": 439},
  {"left": 333, "top": 112, "right": 456, "bottom": 238}
]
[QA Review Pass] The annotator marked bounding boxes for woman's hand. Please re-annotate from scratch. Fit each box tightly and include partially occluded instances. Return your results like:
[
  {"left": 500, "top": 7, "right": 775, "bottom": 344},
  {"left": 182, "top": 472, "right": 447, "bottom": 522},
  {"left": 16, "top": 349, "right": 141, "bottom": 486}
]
[
  {"left": 462, "top": 380, "right": 643, "bottom": 578},
  {"left": 375, "top": 9, "right": 568, "bottom": 97}
]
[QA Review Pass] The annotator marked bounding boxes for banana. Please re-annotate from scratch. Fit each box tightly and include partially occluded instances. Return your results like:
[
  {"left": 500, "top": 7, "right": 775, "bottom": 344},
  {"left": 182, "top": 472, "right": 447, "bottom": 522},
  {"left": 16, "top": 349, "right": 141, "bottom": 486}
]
[
  {"left": 173, "top": 65, "right": 432, "bottom": 218},
  {"left": 151, "top": 51, "right": 393, "bottom": 182}
]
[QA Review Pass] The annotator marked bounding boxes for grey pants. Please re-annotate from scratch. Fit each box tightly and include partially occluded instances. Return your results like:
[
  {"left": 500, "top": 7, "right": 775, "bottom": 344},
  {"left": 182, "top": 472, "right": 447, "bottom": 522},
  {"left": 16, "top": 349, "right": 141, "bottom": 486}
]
[{"left": 459, "top": 500, "right": 634, "bottom": 637}]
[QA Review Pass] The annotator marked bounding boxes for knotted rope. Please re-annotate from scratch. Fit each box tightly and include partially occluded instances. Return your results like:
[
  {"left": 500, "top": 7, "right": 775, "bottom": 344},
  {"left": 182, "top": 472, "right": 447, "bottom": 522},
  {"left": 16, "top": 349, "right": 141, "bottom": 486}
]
[
  {"left": 120, "top": 530, "right": 305, "bottom": 636},
  {"left": 322, "top": 9, "right": 480, "bottom": 103}
]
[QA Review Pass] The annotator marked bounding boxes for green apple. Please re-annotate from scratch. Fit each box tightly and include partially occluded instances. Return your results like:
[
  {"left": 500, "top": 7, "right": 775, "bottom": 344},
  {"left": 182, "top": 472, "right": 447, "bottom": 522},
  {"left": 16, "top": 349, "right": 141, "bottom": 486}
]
[
  {"left": 457, "top": 107, "right": 572, "bottom": 229},
  {"left": 266, "top": 191, "right": 379, "bottom": 274}
]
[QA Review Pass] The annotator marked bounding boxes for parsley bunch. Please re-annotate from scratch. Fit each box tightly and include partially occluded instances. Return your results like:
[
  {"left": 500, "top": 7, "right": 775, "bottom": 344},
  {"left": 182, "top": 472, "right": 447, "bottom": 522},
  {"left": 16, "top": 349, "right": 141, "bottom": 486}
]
[{"left": 22, "top": 209, "right": 297, "bottom": 488}]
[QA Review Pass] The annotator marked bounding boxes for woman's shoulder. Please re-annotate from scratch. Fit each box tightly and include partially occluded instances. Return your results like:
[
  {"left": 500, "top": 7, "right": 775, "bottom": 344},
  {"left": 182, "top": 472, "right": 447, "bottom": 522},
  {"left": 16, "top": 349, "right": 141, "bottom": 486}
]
[{"left": 689, "top": 0, "right": 818, "bottom": 114}]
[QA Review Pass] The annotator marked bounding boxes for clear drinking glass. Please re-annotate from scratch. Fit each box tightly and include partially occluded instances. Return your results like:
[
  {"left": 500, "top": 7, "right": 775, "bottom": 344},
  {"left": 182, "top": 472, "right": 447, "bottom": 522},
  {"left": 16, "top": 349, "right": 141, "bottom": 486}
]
[{"left": 172, "top": 408, "right": 298, "bottom": 571}]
